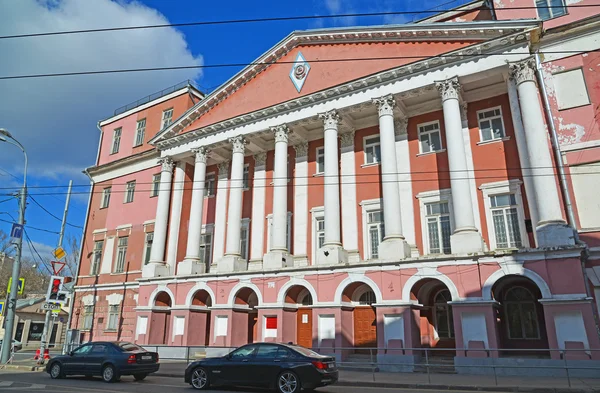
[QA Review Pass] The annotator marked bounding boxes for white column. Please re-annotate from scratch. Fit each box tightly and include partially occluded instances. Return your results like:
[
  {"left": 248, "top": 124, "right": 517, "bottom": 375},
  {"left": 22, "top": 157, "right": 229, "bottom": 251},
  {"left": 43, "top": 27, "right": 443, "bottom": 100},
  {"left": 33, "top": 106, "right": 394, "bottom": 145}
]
[
  {"left": 339, "top": 131, "right": 360, "bottom": 263},
  {"left": 179, "top": 147, "right": 209, "bottom": 275},
  {"left": 293, "top": 142, "right": 309, "bottom": 267},
  {"left": 317, "top": 109, "right": 347, "bottom": 265},
  {"left": 460, "top": 102, "right": 483, "bottom": 235},
  {"left": 220, "top": 135, "right": 248, "bottom": 272},
  {"left": 212, "top": 161, "right": 229, "bottom": 267},
  {"left": 394, "top": 119, "right": 417, "bottom": 255},
  {"left": 264, "top": 125, "right": 293, "bottom": 269},
  {"left": 436, "top": 77, "right": 484, "bottom": 254},
  {"left": 143, "top": 157, "right": 174, "bottom": 278},
  {"left": 166, "top": 162, "right": 186, "bottom": 274},
  {"left": 509, "top": 58, "right": 574, "bottom": 247},
  {"left": 250, "top": 153, "right": 267, "bottom": 263},
  {"left": 373, "top": 95, "right": 410, "bottom": 260}
]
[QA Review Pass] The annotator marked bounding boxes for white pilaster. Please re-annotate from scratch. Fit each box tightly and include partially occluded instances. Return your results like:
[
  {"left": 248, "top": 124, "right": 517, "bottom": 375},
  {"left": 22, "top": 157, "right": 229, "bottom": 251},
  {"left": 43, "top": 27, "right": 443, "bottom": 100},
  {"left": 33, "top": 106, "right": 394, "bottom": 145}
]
[
  {"left": 509, "top": 58, "right": 575, "bottom": 247},
  {"left": 340, "top": 131, "right": 360, "bottom": 263},
  {"left": 394, "top": 119, "right": 418, "bottom": 256},
  {"left": 143, "top": 157, "right": 174, "bottom": 278},
  {"left": 460, "top": 102, "right": 484, "bottom": 236},
  {"left": 179, "top": 147, "right": 209, "bottom": 275},
  {"left": 212, "top": 161, "right": 229, "bottom": 268},
  {"left": 166, "top": 162, "right": 186, "bottom": 274},
  {"left": 250, "top": 153, "right": 267, "bottom": 263},
  {"left": 436, "top": 77, "right": 485, "bottom": 254},
  {"left": 317, "top": 109, "right": 347, "bottom": 265},
  {"left": 293, "top": 142, "right": 309, "bottom": 267}
]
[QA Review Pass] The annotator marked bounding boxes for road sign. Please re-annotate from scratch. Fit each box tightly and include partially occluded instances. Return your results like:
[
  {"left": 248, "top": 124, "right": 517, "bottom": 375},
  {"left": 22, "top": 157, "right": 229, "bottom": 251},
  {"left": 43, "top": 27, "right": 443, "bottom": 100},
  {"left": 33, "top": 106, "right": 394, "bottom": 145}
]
[
  {"left": 7, "top": 277, "right": 25, "bottom": 295},
  {"left": 52, "top": 247, "right": 66, "bottom": 260},
  {"left": 41, "top": 303, "right": 61, "bottom": 311},
  {"left": 51, "top": 261, "right": 66, "bottom": 275},
  {"left": 0, "top": 301, "right": 4, "bottom": 316},
  {"left": 10, "top": 223, "right": 23, "bottom": 242}
]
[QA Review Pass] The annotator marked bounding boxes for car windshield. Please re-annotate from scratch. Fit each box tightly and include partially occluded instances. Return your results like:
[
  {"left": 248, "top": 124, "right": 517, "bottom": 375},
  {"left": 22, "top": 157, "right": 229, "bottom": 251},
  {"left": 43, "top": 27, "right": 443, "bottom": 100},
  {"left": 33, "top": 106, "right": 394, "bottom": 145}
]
[
  {"left": 118, "top": 342, "right": 145, "bottom": 352},
  {"left": 290, "top": 346, "right": 321, "bottom": 357}
]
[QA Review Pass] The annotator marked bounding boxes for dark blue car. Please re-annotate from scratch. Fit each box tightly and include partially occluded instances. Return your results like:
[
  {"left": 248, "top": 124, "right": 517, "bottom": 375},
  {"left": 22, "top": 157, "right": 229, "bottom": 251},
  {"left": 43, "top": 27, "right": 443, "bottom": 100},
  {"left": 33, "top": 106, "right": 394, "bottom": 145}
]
[{"left": 46, "top": 341, "right": 159, "bottom": 383}]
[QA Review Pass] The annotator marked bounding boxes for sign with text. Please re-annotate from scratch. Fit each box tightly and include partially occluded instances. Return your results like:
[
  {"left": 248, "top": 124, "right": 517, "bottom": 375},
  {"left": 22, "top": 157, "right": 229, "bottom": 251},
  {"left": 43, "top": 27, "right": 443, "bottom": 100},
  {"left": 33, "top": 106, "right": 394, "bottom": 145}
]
[{"left": 41, "top": 303, "right": 61, "bottom": 311}]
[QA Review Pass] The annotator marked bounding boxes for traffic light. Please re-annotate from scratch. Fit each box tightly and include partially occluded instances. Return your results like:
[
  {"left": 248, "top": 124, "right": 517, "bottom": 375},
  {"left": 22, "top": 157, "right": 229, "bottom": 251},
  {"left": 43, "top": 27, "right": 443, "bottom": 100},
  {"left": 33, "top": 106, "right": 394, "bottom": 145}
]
[{"left": 46, "top": 276, "right": 67, "bottom": 304}]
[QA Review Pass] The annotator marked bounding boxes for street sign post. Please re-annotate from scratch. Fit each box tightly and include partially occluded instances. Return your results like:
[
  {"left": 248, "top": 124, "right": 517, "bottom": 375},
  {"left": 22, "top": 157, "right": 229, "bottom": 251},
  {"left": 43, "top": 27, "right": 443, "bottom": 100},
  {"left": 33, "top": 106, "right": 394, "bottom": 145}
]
[
  {"left": 41, "top": 303, "right": 60, "bottom": 311},
  {"left": 7, "top": 278, "right": 25, "bottom": 295}
]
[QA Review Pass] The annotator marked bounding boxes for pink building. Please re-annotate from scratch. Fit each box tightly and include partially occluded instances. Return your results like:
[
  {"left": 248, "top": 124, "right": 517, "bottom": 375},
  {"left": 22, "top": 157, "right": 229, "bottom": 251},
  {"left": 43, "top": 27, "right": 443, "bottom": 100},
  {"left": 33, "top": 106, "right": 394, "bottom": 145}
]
[{"left": 72, "top": 1, "right": 600, "bottom": 375}]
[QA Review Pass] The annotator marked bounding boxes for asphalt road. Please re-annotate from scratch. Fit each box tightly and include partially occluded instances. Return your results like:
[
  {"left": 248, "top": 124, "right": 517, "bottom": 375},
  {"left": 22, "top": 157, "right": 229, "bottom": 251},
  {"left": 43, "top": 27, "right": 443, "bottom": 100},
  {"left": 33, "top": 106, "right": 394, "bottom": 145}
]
[{"left": 0, "top": 371, "right": 511, "bottom": 393}]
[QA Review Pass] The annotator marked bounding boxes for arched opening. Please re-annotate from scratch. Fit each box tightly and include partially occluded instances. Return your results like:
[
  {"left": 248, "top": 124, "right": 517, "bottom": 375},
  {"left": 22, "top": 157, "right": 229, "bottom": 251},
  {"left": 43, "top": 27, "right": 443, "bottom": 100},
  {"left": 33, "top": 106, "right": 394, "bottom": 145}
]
[
  {"left": 234, "top": 287, "right": 259, "bottom": 345},
  {"left": 190, "top": 289, "right": 213, "bottom": 346},
  {"left": 492, "top": 275, "right": 549, "bottom": 356},
  {"left": 342, "top": 283, "right": 378, "bottom": 354},
  {"left": 284, "top": 285, "right": 314, "bottom": 348},
  {"left": 410, "top": 279, "right": 455, "bottom": 352},
  {"left": 148, "top": 291, "right": 172, "bottom": 345}
]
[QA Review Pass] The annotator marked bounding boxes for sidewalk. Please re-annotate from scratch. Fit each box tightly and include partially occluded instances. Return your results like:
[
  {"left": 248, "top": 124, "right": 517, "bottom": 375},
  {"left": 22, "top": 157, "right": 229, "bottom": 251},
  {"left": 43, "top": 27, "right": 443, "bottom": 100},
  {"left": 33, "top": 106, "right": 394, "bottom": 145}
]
[{"left": 2, "top": 358, "right": 600, "bottom": 392}]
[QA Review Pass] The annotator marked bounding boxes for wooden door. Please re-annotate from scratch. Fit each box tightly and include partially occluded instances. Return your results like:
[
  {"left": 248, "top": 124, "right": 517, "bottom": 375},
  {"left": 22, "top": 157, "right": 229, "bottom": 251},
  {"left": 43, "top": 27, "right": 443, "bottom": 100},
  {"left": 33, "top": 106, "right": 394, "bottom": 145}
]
[
  {"left": 205, "top": 312, "right": 211, "bottom": 346},
  {"left": 248, "top": 313, "right": 258, "bottom": 344},
  {"left": 353, "top": 307, "right": 377, "bottom": 349},
  {"left": 297, "top": 309, "right": 313, "bottom": 348}
]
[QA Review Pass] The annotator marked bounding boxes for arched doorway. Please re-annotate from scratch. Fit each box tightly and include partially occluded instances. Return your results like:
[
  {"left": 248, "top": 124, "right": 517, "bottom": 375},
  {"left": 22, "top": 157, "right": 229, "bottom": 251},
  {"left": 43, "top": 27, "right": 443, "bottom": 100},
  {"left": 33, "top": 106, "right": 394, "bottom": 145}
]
[
  {"left": 234, "top": 287, "right": 259, "bottom": 344},
  {"left": 148, "top": 291, "right": 172, "bottom": 345},
  {"left": 284, "top": 285, "right": 314, "bottom": 348},
  {"left": 492, "top": 276, "right": 549, "bottom": 356},
  {"left": 410, "top": 279, "right": 456, "bottom": 350},
  {"left": 342, "top": 283, "right": 377, "bottom": 353},
  {"left": 190, "top": 289, "right": 212, "bottom": 346}
]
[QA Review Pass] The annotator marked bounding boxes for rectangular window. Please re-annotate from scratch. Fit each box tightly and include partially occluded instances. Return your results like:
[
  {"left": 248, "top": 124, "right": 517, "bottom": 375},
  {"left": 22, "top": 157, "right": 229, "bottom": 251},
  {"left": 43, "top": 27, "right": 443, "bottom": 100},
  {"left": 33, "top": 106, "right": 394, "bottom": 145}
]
[
  {"left": 418, "top": 121, "right": 443, "bottom": 154},
  {"left": 101, "top": 187, "right": 111, "bottom": 208},
  {"left": 490, "top": 194, "right": 522, "bottom": 249},
  {"left": 107, "top": 305, "right": 119, "bottom": 330},
  {"left": 367, "top": 210, "right": 385, "bottom": 259},
  {"left": 151, "top": 174, "right": 160, "bottom": 197},
  {"left": 115, "top": 236, "right": 128, "bottom": 273},
  {"left": 364, "top": 136, "right": 381, "bottom": 165},
  {"left": 83, "top": 305, "right": 94, "bottom": 330},
  {"left": 243, "top": 165, "right": 250, "bottom": 190},
  {"left": 144, "top": 232, "right": 153, "bottom": 265},
  {"left": 91, "top": 240, "right": 103, "bottom": 275},
  {"left": 205, "top": 173, "right": 216, "bottom": 197},
  {"left": 316, "top": 147, "right": 325, "bottom": 174},
  {"left": 161, "top": 108, "right": 174, "bottom": 129},
  {"left": 536, "top": 0, "right": 566, "bottom": 20},
  {"left": 200, "top": 231, "right": 213, "bottom": 265},
  {"left": 553, "top": 68, "right": 591, "bottom": 110},
  {"left": 316, "top": 217, "right": 325, "bottom": 250},
  {"left": 134, "top": 119, "right": 146, "bottom": 147},
  {"left": 111, "top": 128, "right": 121, "bottom": 154},
  {"left": 240, "top": 224, "right": 249, "bottom": 260},
  {"left": 478, "top": 108, "right": 505, "bottom": 142},
  {"left": 124, "top": 181, "right": 136, "bottom": 203},
  {"left": 426, "top": 202, "right": 451, "bottom": 254}
]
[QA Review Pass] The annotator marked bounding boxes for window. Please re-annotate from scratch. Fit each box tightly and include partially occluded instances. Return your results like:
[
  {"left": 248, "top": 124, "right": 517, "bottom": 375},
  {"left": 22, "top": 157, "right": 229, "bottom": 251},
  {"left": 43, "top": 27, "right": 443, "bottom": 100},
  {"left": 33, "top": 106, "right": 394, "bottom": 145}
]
[
  {"left": 107, "top": 305, "right": 119, "bottom": 330},
  {"left": 161, "top": 108, "right": 174, "bottom": 129},
  {"left": 115, "top": 236, "right": 128, "bottom": 273},
  {"left": 101, "top": 187, "right": 111, "bottom": 208},
  {"left": 426, "top": 202, "right": 452, "bottom": 254},
  {"left": 200, "top": 230, "right": 213, "bottom": 265},
  {"left": 256, "top": 345, "right": 279, "bottom": 359},
  {"left": 144, "top": 232, "right": 153, "bottom": 265},
  {"left": 91, "top": 240, "right": 103, "bottom": 275},
  {"left": 276, "top": 347, "right": 293, "bottom": 359},
  {"left": 434, "top": 289, "right": 454, "bottom": 339},
  {"left": 504, "top": 286, "right": 540, "bottom": 339},
  {"left": 230, "top": 345, "right": 257, "bottom": 359},
  {"left": 418, "top": 121, "right": 443, "bottom": 154},
  {"left": 316, "top": 147, "right": 325, "bottom": 174},
  {"left": 205, "top": 173, "right": 216, "bottom": 197},
  {"left": 134, "top": 119, "right": 146, "bottom": 147},
  {"left": 91, "top": 344, "right": 108, "bottom": 354},
  {"left": 151, "top": 174, "right": 160, "bottom": 197},
  {"left": 240, "top": 221, "right": 249, "bottom": 260},
  {"left": 536, "top": 0, "right": 566, "bottom": 20},
  {"left": 364, "top": 136, "right": 381, "bottom": 165},
  {"left": 111, "top": 128, "right": 121, "bottom": 154},
  {"left": 478, "top": 108, "right": 506, "bottom": 142},
  {"left": 570, "top": 163, "right": 600, "bottom": 230},
  {"left": 316, "top": 217, "right": 325, "bottom": 250},
  {"left": 367, "top": 210, "right": 385, "bottom": 259},
  {"left": 553, "top": 69, "right": 591, "bottom": 110},
  {"left": 243, "top": 164, "right": 250, "bottom": 190},
  {"left": 124, "top": 181, "right": 135, "bottom": 203},
  {"left": 73, "top": 344, "right": 93, "bottom": 355},
  {"left": 83, "top": 305, "right": 94, "bottom": 330},
  {"left": 358, "top": 290, "right": 376, "bottom": 306},
  {"left": 27, "top": 322, "right": 44, "bottom": 341},
  {"left": 490, "top": 194, "right": 522, "bottom": 249}
]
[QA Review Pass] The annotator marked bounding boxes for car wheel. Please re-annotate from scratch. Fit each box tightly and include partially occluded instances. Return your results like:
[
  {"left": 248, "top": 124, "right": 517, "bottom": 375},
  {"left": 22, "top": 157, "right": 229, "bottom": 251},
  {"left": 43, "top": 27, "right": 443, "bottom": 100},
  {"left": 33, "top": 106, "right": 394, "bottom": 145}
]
[
  {"left": 102, "top": 364, "right": 118, "bottom": 383},
  {"left": 133, "top": 373, "right": 147, "bottom": 381},
  {"left": 49, "top": 363, "right": 63, "bottom": 379},
  {"left": 277, "top": 371, "right": 300, "bottom": 393},
  {"left": 190, "top": 367, "right": 209, "bottom": 390}
]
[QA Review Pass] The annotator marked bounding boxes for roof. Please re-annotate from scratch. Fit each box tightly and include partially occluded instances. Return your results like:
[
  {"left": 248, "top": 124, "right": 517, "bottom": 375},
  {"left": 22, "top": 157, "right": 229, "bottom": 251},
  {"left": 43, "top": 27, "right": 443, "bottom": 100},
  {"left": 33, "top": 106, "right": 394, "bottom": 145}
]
[
  {"left": 16, "top": 297, "right": 45, "bottom": 310},
  {"left": 415, "top": 0, "right": 489, "bottom": 24}
]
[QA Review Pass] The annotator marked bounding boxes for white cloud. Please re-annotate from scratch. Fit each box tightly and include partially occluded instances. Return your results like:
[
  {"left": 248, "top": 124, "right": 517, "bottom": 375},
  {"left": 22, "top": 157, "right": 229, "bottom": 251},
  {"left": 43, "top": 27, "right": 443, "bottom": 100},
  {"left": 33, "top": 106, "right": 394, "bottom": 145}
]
[
  {"left": 0, "top": 0, "right": 203, "bottom": 178},
  {"left": 22, "top": 240, "right": 56, "bottom": 263}
]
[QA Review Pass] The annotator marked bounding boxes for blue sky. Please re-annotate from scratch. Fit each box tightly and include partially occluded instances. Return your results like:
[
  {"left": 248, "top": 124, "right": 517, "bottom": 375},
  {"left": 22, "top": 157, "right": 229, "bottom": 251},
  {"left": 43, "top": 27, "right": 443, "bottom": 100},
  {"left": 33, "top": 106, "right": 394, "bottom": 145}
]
[{"left": 0, "top": 0, "right": 468, "bottom": 268}]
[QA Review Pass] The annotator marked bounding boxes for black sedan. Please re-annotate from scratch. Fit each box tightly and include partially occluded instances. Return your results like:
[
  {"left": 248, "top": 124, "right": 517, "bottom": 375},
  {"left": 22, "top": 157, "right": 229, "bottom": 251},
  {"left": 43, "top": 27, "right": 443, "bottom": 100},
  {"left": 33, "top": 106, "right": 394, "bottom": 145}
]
[
  {"left": 185, "top": 343, "right": 338, "bottom": 393},
  {"left": 46, "top": 341, "right": 159, "bottom": 383}
]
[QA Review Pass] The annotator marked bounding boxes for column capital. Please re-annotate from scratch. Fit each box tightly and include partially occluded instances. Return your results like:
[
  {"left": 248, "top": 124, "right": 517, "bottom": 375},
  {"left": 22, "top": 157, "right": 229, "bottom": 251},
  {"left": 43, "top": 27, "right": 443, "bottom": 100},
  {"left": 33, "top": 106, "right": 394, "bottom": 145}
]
[
  {"left": 394, "top": 118, "right": 408, "bottom": 136},
  {"left": 191, "top": 147, "right": 209, "bottom": 164},
  {"left": 509, "top": 57, "right": 537, "bottom": 85},
  {"left": 340, "top": 130, "right": 355, "bottom": 148},
  {"left": 229, "top": 135, "right": 247, "bottom": 154},
  {"left": 435, "top": 76, "right": 461, "bottom": 102},
  {"left": 218, "top": 161, "right": 230, "bottom": 178},
  {"left": 459, "top": 101, "right": 468, "bottom": 123},
  {"left": 319, "top": 109, "right": 340, "bottom": 129},
  {"left": 294, "top": 142, "right": 308, "bottom": 158},
  {"left": 271, "top": 124, "right": 290, "bottom": 143},
  {"left": 158, "top": 157, "right": 175, "bottom": 172},
  {"left": 372, "top": 94, "right": 395, "bottom": 117},
  {"left": 254, "top": 152, "right": 267, "bottom": 167}
]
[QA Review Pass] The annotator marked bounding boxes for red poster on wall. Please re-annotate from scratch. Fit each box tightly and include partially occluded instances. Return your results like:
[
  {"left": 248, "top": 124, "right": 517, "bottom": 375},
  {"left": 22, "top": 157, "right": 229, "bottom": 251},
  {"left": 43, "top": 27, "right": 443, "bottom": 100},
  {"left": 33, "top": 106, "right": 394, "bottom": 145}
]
[{"left": 266, "top": 316, "right": 277, "bottom": 329}]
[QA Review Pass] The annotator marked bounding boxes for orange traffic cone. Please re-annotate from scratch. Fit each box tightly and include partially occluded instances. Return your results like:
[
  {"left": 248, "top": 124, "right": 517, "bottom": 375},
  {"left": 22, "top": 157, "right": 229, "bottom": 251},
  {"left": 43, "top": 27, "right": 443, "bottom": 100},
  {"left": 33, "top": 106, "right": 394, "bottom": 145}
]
[
  {"left": 43, "top": 349, "right": 50, "bottom": 360},
  {"left": 33, "top": 349, "right": 40, "bottom": 360}
]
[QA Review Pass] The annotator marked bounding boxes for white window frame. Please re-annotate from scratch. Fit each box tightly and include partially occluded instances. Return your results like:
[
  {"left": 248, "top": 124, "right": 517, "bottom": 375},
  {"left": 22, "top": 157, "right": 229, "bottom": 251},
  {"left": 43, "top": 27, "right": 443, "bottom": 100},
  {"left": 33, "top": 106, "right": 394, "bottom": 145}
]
[
  {"left": 425, "top": 201, "right": 452, "bottom": 255},
  {"left": 124, "top": 181, "right": 136, "bottom": 203},
  {"left": 107, "top": 304, "right": 120, "bottom": 330},
  {"left": 267, "top": 212, "right": 293, "bottom": 252},
  {"left": 143, "top": 232, "right": 153, "bottom": 265},
  {"left": 114, "top": 236, "right": 128, "bottom": 273},
  {"left": 91, "top": 240, "right": 103, "bottom": 275},
  {"left": 416, "top": 189, "right": 455, "bottom": 255},
  {"left": 205, "top": 172, "right": 216, "bottom": 197},
  {"left": 536, "top": 0, "right": 567, "bottom": 20},
  {"left": 101, "top": 187, "right": 111, "bottom": 209},
  {"left": 360, "top": 198, "right": 385, "bottom": 260},
  {"left": 315, "top": 147, "right": 325, "bottom": 175},
  {"left": 200, "top": 224, "right": 214, "bottom": 265},
  {"left": 363, "top": 135, "right": 381, "bottom": 165},
  {"left": 479, "top": 179, "right": 530, "bottom": 250},
  {"left": 417, "top": 120, "right": 443, "bottom": 154},
  {"left": 111, "top": 128, "right": 122, "bottom": 154},
  {"left": 161, "top": 108, "right": 174, "bottom": 130},
  {"left": 310, "top": 206, "right": 325, "bottom": 264},
  {"left": 477, "top": 106, "right": 507, "bottom": 143},
  {"left": 134, "top": 118, "right": 146, "bottom": 147},
  {"left": 151, "top": 173, "right": 160, "bottom": 197},
  {"left": 240, "top": 219, "right": 250, "bottom": 260},
  {"left": 243, "top": 164, "right": 250, "bottom": 190}
]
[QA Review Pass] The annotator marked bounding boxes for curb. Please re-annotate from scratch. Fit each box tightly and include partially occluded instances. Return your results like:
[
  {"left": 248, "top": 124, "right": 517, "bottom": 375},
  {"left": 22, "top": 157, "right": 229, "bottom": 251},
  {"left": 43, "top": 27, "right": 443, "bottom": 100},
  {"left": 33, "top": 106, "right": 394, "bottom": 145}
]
[{"left": 0, "top": 365, "right": 45, "bottom": 372}]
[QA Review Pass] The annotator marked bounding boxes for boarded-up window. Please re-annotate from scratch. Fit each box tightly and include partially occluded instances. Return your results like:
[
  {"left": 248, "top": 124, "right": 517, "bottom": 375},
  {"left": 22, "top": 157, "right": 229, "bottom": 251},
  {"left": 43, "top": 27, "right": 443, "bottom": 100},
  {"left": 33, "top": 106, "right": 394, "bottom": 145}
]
[
  {"left": 571, "top": 163, "right": 600, "bottom": 229},
  {"left": 553, "top": 69, "right": 590, "bottom": 110}
]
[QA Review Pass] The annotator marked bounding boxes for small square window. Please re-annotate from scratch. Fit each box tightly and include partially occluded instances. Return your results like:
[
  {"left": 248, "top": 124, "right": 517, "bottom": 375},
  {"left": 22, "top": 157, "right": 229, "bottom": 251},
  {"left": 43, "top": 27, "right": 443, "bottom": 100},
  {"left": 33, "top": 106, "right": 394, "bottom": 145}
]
[
  {"left": 478, "top": 107, "right": 506, "bottom": 142},
  {"left": 161, "top": 108, "right": 174, "bottom": 129},
  {"left": 553, "top": 69, "right": 590, "bottom": 110},
  {"left": 418, "top": 122, "right": 443, "bottom": 154},
  {"left": 364, "top": 136, "right": 381, "bottom": 165},
  {"left": 536, "top": 0, "right": 567, "bottom": 20}
]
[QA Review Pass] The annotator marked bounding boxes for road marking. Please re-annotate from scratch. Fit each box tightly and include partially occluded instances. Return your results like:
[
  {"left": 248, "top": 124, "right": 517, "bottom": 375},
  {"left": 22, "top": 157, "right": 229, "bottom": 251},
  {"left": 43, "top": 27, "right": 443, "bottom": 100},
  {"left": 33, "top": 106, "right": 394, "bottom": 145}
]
[{"left": 0, "top": 381, "right": 14, "bottom": 386}]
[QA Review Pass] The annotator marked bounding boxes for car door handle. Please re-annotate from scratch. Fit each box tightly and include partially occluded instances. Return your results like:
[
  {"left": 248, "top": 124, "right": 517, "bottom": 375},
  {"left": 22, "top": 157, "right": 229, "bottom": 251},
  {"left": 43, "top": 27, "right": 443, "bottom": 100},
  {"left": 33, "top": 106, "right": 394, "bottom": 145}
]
[
  {"left": 242, "top": 359, "right": 249, "bottom": 362},
  {"left": 274, "top": 360, "right": 281, "bottom": 363}
]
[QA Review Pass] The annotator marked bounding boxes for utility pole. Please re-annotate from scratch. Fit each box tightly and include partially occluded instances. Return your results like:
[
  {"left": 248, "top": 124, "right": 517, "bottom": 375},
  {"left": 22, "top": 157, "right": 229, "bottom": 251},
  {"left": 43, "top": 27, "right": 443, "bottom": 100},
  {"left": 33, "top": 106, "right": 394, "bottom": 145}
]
[{"left": 37, "top": 180, "right": 72, "bottom": 364}]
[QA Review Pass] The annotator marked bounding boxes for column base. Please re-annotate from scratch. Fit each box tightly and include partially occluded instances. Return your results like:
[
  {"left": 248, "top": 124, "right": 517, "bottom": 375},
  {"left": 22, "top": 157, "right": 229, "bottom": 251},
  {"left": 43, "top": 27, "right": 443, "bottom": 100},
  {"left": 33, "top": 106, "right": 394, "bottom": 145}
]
[
  {"left": 218, "top": 255, "right": 248, "bottom": 273},
  {"left": 142, "top": 262, "right": 171, "bottom": 278},
  {"left": 536, "top": 221, "right": 576, "bottom": 248},
  {"left": 450, "top": 230, "right": 485, "bottom": 254},
  {"left": 177, "top": 259, "right": 206, "bottom": 275},
  {"left": 346, "top": 250, "right": 361, "bottom": 264},
  {"left": 293, "top": 255, "right": 309, "bottom": 268},
  {"left": 263, "top": 251, "right": 293, "bottom": 270},
  {"left": 316, "top": 244, "right": 348, "bottom": 265},
  {"left": 378, "top": 238, "right": 411, "bottom": 261}
]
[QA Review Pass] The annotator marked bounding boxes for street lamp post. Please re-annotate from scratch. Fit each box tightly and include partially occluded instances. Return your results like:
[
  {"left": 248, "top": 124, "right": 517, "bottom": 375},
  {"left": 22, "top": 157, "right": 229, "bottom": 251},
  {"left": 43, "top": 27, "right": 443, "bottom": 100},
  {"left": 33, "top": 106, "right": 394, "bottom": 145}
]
[{"left": 0, "top": 128, "right": 28, "bottom": 364}]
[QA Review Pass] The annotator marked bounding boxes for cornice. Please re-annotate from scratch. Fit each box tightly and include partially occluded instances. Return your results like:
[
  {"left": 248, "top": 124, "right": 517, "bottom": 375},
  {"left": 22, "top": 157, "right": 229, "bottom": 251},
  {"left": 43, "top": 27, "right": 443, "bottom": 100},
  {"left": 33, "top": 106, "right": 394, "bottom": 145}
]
[{"left": 86, "top": 149, "right": 160, "bottom": 177}]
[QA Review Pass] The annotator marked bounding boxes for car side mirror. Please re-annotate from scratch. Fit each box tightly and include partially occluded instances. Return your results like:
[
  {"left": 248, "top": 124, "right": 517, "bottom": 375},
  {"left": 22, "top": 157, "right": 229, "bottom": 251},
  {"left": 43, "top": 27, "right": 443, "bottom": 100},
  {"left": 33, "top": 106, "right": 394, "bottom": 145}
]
[{"left": 69, "top": 351, "right": 74, "bottom": 356}]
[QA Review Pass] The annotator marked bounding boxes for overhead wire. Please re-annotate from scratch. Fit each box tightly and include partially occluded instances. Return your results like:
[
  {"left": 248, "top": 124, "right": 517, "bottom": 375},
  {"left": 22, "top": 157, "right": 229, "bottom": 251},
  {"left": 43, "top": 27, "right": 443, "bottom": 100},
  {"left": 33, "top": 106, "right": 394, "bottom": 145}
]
[
  {"left": 23, "top": 229, "right": 54, "bottom": 275},
  {"left": 28, "top": 195, "right": 84, "bottom": 229}
]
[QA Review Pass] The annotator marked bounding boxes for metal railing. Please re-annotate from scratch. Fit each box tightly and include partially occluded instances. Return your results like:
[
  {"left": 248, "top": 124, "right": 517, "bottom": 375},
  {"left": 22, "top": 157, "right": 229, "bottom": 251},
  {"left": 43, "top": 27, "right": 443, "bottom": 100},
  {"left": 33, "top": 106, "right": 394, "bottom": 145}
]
[{"left": 113, "top": 80, "right": 198, "bottom": 116}]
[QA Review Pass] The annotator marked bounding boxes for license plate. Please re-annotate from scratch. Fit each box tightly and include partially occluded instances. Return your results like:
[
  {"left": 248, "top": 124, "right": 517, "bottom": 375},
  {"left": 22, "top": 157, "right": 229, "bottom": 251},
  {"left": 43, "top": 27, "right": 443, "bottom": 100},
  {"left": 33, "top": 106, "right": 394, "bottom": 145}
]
[
  {"left": 142, "top": 355, "right": 152, "bottom": 360},
  {"left": 327, "top": 362, "right": 335, "bottom": 369}
]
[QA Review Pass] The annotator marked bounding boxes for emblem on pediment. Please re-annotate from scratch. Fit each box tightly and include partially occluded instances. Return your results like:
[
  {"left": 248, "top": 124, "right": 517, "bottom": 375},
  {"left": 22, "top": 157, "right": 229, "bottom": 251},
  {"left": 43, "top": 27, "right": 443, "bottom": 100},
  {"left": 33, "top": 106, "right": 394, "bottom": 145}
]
[{"left": 290, "top": 52, "right": 311, "bottom": 93}]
